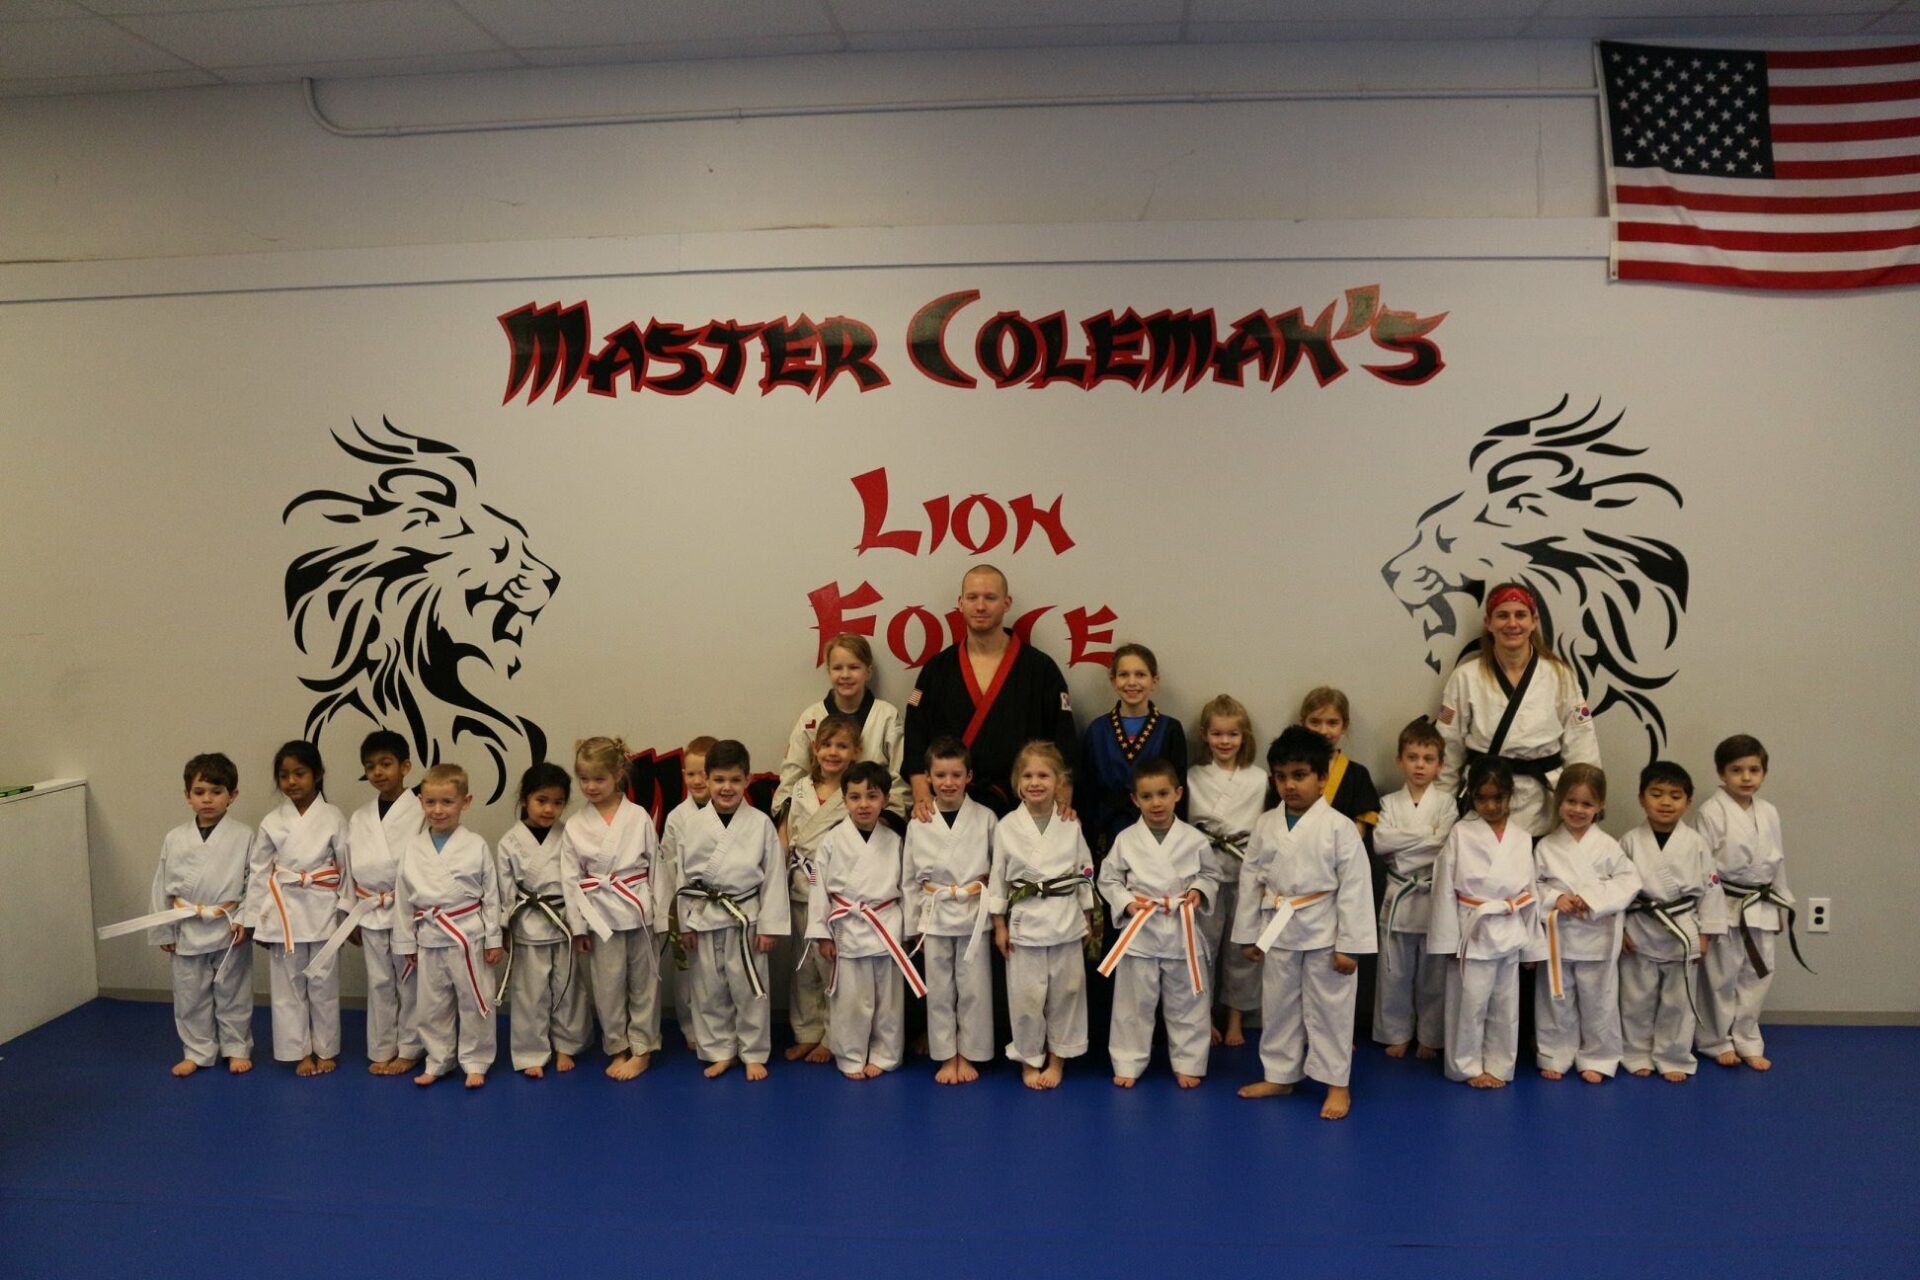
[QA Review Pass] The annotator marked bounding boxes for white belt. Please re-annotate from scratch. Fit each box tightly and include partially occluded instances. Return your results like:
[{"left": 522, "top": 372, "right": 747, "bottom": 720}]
[
  {"left": 306, "top": 884, "right": 394, "bottom": 978},
  {"left": 1253, "top": 889, "right": 1332, "bottom": 953}
]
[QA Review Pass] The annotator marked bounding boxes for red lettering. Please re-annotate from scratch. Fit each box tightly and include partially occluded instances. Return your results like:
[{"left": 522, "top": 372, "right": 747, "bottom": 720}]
[
  {"left": 807, "top": 580, "right": 882, "bottom": 664},
  {"left": 759, "top": 316, "right": 822, "bottom": 394},
  {"left": 950, "top": 494, "right": 1009, "bottom": 554},
  {"left": 851, "top": 469, "right": 919, "bottom": 556},
  {"left": 1010, "top": 494, "right": 1075, "bottom": 555},
  {"left": 1010, "top": 606, "right": 1053, "bottom": 646},
  {"left": 1064, "top": 605, "right": 1118, "bottom": 668},
  {"left": 886, "top": 607, "right": 947, "bottom": 669},
  {"left": 923, "top": 495, "right": 951, "bottom": 554}
]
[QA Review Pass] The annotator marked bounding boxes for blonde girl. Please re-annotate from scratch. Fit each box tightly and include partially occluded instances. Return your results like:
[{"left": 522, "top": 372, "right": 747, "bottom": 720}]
[
  {"left": 779, "top": 714, "right": 861, "bottom": 1062},
  {"left": 1185, "top": 694, "right": 1266, "bottom": 1045},
  {"left": 775, "top": 632, "right": 909, "bottom": 817}
]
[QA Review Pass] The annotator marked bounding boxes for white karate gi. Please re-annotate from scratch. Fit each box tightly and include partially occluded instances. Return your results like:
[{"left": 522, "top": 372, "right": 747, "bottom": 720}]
[
  {"left": 559, "top": 798, "right": 665, "bottom": 1059},
  {"left": 1231, "top": 800, "right": 1376, "bottom": 1088},
  {"left": 987, "top": 808, "right": 1094, "bottom": 1068},
  {"left": 1185, "top": 762, "right": 1267, "bottom": 1014},
  {"left": 658, "top": 796, "right": 704, "bottom": 1040},
  {"left": 1693, "top": 789, "right": 1794, "bottom": 1060},
  {"left": 393, "top": 827, "right": 502, "bottom": 1077},
  {"left": 782, "top": 780, "right": 846, "bottom": 1047},
  {"left": 1098, "top": 819, "right": 1220, "bottom": 1079},
  {"left": 773, "top": 696, "right": 910, "bottom": 816},
  {"left": 341, "top": 792, "right": 425, "bottom": 1063},
  {"left": 805, "top": 820, "right": 915, "bottom": 1073},
  {"left": 1532, "top": 825, "right": 1640, "bottom": 1076},
  {"left": 241, "top": 797, "right": 348, "bottom": 1062},
  {"left": 668, "top": 804, "right": 789, "bottom": 1064},
  {"left": 1428, "top": 814, "right": 1543, "bottom": 1083},
  {"left": 1370, "top": 785, "right": 1457, "bottom": 1050},
  {"left": 1618, "top": 823, "right": 1727, "bottom": 1076},
  {"left": 904, "top": 798, "right": 996, "bottom": 1064},
  {"left": 497, "top": 820, "right": 592, "bottom": 1071},
  {"left": 152, "top": 817, "right": 254, "bottom": 1065},
  {"left": 1437, "top": 659, "right": 1601, "bottom": 835}
]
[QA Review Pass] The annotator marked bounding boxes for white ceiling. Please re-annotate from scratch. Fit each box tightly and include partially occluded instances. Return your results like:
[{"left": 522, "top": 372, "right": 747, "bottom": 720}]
[{"left": 1, "top": 0, "right": 1915, "bottom": 98}]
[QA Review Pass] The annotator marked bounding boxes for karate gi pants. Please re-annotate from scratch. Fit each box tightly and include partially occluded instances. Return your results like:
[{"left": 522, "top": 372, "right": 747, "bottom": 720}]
[
  {"left": 1696, "top": 929, "right": 1774, "bottom": 1059},
  {"left": 1006, "top": 941, "right": 1088, "bottom": 1067},
  {"left": 360, "top": 926, "right": 422, "bottom": 1062},
  {"left": 1257, "top": 946, "right": 1357, "bottom": 1087},
  {"left": 828, "top": 955, "right": 905, "bottom": 1073},
  {"left": 1533, "top": 956, "right": 1623, "bottom": 1076},
  {"left": 415, "top": 945, "right": 496, "bottom": 1076},
  {"left": 1200, "top": 878, "right": 1262, "bottom": 1013},
  {"left": 1619, "top": 951, "right": 1697, "bottom": 1076},
  {"left": 1374, "top": 931, "right": 1446, "bottom": 1049},
  {"left": 1444, "top": 955, "right": 1519, "bottom": 1082},
  {"left": 787, "top": 903, "right": 831, "bottom": 1045},
  {"left": 662, "top": 945, "right": 694, "bottom": 1045},
  {"left": 689, "top": 927, "right": 772, "bottom": 1064},
  {"left": 267, "top": 942, "right": 340, "bottom": 1063},
  {"left": 922, "top": 935, "right": 994, "bottom": 1063},
  {"left": 1109, "top": 955, "right": 1212, "bottom": 1079},
  {"left": 588, "top": 928, "right": 660, "bottom": 1057},
  {"left": 509, "top": 940, "right": 593, "bottom": 1070},
  {"left": 171, "top": 948, "right": 253, "bottom": 1066}
]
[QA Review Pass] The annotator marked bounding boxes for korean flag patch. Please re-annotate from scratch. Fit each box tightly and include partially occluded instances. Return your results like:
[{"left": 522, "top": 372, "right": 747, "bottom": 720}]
[{"left": 1575, "top": 704, "right": 1592, "bottom": 723}]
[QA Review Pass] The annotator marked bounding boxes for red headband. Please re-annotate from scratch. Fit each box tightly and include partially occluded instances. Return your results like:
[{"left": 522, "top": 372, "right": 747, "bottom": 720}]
[{"left": 1485, "top": 584, "right": 1536, "bottom": 617}]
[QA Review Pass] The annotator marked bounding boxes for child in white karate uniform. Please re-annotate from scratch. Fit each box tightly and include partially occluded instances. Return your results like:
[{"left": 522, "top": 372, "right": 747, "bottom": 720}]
[
  {"left": 1185, "top": 694, "right": 1265, "bottom": 1047},
  {"left": 809, "top": 762, "right": 921, "bottom": 1079},
  {"left": 1428, "top": 758, "right": 1545, "bottom": 1089},
  {"left": 778, "top": 713, "right": 859, "bottom": 1064},
  {"left": 336, "top": 729, "right": 424, "bottom": 1076},
  {"left": 1098, "top": 757, "right": 1220, "bottom": 1088},
  {"left": 672, "top": 739, "right": 789, "bottom": 1081},
  {"left": 1370, "top": 717, "right": 1456, "bottom": 1060},
  {"left": 393, "top": 764, "right": 503, "bottom": 1088},
  {"left": 1695, "top": 733, "right": 1800, "bottom": 1073},
  {"left": 241, "top": 740, "right": 349, "bottom": 1076},
  {"left": 990, "top": 740, "right": 1096, "bottom": 1092},
  {"left": 1619, "top": 761, "right": 1726, "bottom": 1082},
  {"left": 1532, "top": 764, "right": 1639, "bottom": 1082},
  {"left": 498, "top": 762, "right": 592, "bottom": 1078},
  {"left": 774, "top": 632, "right": 909, "bottom": 818},
  {"left": 1233, "top": 726, "right": 1376, "bottom": 1120},
  {"left": 903, "top": 736, "right": 995, "bottom": 1084},
  {"left": 659, "top": 735, "right": 716, "bottom": 1052}
]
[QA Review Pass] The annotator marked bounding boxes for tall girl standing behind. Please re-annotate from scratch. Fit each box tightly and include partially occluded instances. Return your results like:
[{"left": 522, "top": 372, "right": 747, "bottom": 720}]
[
  {"left": 1077, "top": 644, "right": 1188, "bottom": 858},
  {"left": 779, "top": 713, "right": 860, "bottom": 1063},
  {"left": 775, "top": 633, "right": 909, "bottom": 819},
  {"left": 497, "top": 762, "right": 593, "bottom": 1079},
  {"left": 559, "top": 736, "right": 664, "bottom": 1081},
  {"left": 242, "top": 740, "right": 349, "bottom": 1076},
  {"left": 1185, "top": 694, "right": 1266, "bottom": 1046}
]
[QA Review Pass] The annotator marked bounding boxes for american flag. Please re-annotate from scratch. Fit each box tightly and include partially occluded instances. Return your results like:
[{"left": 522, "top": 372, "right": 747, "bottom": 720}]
[{"left": 1599, "top": 39, "right": 1920, "bottom": 290}]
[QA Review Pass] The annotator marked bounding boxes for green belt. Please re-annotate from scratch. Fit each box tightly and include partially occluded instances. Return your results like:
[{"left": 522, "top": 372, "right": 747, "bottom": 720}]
[
  {"left": 1007, "top": 873, "right": 1103, "bottom": 963},
  {"left": 1382, "top": 868, "right": 1432, "bottom": 934}
]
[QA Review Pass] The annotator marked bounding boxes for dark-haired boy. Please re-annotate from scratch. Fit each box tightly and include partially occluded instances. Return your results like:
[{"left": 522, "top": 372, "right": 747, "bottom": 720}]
[
  {"left": 903, "top": 737, "right": 996, "bottom": 1084},
  {"left": 151, "top": 754, "right": 255, "bottom": 1076},
  {"left": 335, "top": 729, "right": 425, "bottom": 1075},
  {"left": 1370, "top": 717, "right": 1457, "bottom": 1060}
]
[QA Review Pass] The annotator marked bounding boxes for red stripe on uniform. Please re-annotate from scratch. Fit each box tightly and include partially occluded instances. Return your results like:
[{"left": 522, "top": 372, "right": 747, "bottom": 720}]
[
  {"left": 1615, "top": 183, "right": 1920, "bottom": 214},
  {"left": 1616, "top": 259, "right": 1920, "bottom": 289},
  {"left": 1619, "top": 220, "right": 1920, "bottom": 252},
  {"left": 1774, "top": 154, "right": 1920, "bottom": 180},
  {"left": 1767, "top": 77, "right": 1920, "bottom": 107},
  {"left": 1767, "top": 44, "right": 1920, "bottom": 71}
]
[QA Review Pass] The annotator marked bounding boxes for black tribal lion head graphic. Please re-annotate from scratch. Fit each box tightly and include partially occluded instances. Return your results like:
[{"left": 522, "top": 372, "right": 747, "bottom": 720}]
[
  {"left": 1380, "top": 397, "right": 1689, "bottom": 758},
  {"left": 283, "top": 419, "right": 559, "bottom": 803}
]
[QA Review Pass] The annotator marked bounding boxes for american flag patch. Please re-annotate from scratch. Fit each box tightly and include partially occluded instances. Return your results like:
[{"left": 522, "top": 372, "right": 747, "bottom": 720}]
[
  {"left": 907, "top": 688, "right": 922, "bottom": 707},
  {"left": 1436, "top": 705, "right": 1455, "bottom": 725}
]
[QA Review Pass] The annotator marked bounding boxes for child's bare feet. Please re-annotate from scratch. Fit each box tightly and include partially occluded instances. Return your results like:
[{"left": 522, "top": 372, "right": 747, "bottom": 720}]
[
  {"left": 227, "top": 1057, "right": 251, "bottom": 1074},
  {"left": 1210, "top": 1024, "right": 1224, "bottom": 1046},
  {"left": 1384, "top": 1042, "right": 1409, "bottom": 1059},
  {"left": 1715, "top": 1050, "right": 1741, "bottom": 1067},
  {"left": 389, "top": 1057, "right": 417, "bottom": 1076},
  {"left": 1237, "top": 1081, "right": 1292, "bottom": 1099},
  {"left": 804, "top": 1043, "right": 833, "bottom": 1064},
  {"left": 1579, "top": 1069, "right": 1604, "bottom": 1084},
  {"left": 1320, "top": 1086, "right": 1352, "bottom": 1120},
  {"left": 1631, "top": 1067, "right": 1652, "bottom": 1077},
  {"left": 604, "top": 1051, "right": 631, "bottom": 1079},
  {"left": 522, "top": 1066, "right": 544, "bottom": 1079},
  {"left": 313, "top": 1057, "right": 337, "bottom": 1075},
  {"left": 610, "top": 1052, "right": 651, "bottom": 1080},
  {"left": 1466, "top": 1073, "right": 1505, "bottom": 1089},
  {"left": 413, "top": 1071, "right": 439, "bottom": 1087},
  {"left": 554, "top": 1052, "right": 576, "bottom": 1073},
  {"left": 170, "top": 1059, "right": 199, "bottom": 1078},
  {"left": 1112, "top": 1075, "right": 1137, "bottom": 1088},
  {"left": 1022, "top": 1063, "right": 1045, "bottom": 1090},
  {"left": 844, "top": 1070, "right": 867, "bottom": 1081},
  {"left": 860, "top": 1063, "right": 885, "bottom": 1079},
  {"left": 935, "top": 1057, "right": 959, "bottom": 1085},
  {"left": 1661, "top": 1070, "right": 1688, "bottom": 1083},
  {"left": 703, "top": 1058, "right": 736, "bottom": 1079},
  {"left": 1038, "top": 1053, "right": 1064, "bottom": 1089},
  {"left": 295, "top": 1054, "right": 318, "bottom": 1076},
  {"left": 744, "top": 1062, "right": 768, "bottom": 1082},
  {"left": 369, "top": 1058, "right": 394, "bottom": 1075},
  {"left": 1743, "top": 1055, "right": 1771, "bottom": 1072},
  {"left": 1224, "top": 1010, "right": 1246, "bottom": 1047},
  {"left": 1540, "top": 1068, "right": 1564, "bottom": 1080},
  {"left": 1175, "top": 1073, "right": 1202, "bottom": 1089},
  {"left": 953, "top": 1057, "right": 979, "bottom": 1084},
  {"left": 464, "top": 1073, "right": 486, "bottom": 1089},
  {"left": 784, "top": 1041, "right": 818, "bottom": 1062},
  {"left": 1415, "top": 1044, "right": 1439, "bottom": 1060}
]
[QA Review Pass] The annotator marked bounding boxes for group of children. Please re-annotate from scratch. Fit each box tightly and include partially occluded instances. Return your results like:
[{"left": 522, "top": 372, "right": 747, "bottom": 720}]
[{"left": 117, "top": 622, "right": 1800, "bottom": 1114}]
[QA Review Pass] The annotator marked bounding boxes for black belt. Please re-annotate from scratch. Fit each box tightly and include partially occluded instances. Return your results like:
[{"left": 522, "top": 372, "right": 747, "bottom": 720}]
[
  {"left": 1464, "top": 748, "right": 1563, "bottom": 781},
  {"left": 1719, "top": 878, "right": 1814, "bottom": 977}
]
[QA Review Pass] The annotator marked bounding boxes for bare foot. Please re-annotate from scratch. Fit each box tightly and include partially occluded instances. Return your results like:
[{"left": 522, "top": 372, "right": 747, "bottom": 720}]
[
  {"left": 608, "top": 1052, "right": 650, "bottom": 1081},
  {"left": 1579, "top": 1069, "right": 1604, "bottom": 1084},
  {"left": 227, "top": 1057, "right": 252, "bottom": 1074},
  {"left": 1415, "top": 1044, "right": 1439, "bottom": 1060},
  {"left": 1743, "top": 1055, "right": 1772, "bottom": 1072},
  {"left": 554, "top": 1053, "right": 576, "bottom": 1073},
  {"left": 1038, "top": 1053, "right": 1064, "bottom": 1089},
  {"left": 1022, "top": 1063, "right": 1045, "bottom": 1090},
  {"left": 1540, "top": 1068, "right": 1564, "bottom": 1081},
  {"left": 861, "top": 1063, "right": 885, "bottom": 1079},
  {"left": 935, "top": 1057, "right": 960, "bottom": 1085},
  {"left": 604, "top": 1051, "right": 632, "bottom": 1079},
  {"left": 1224, "top": 1011, "right": 1246, "bottom": 1047},
  {"left": 1238, "top": 1081, "right": 1293, "bottom": 1098},
  {"left": 1175, "top": 1073, "right": 1202, "bottom": 1089},
  {"left": 295, "top": 1055, "right": 318, "bottom": 1077},
  {"left": 784, "top": 1041, "right": 818, "bottom": 1062},
  {"left": 1383, "top": 1042, "right": 1409, "bottom": 1059},
  {"left": 1210, "top": 1024, "right": 1224, "bottom": 1046},
  {"left": 1320, "top": 1086, "right": 1352, "bottom": 1120},
  {"left": 1112, "top": 1075, "right": 1137, "bottom": 1088},
  {"left": 703, "top": 1058, "right": 737, "bottom": 1079},
  {"left": 389, "top": 1057, "right": 418, "bottom": 1076},
  {"left": 745, "top": 1062, "right": 768, "bottom": 1082},
  {"left": 953, "top": 1058, "right": 979, "bottom": 1084},
  {"left": 170, "top": 1059, "right": 199, "bottom": 1078},
  {"left": 522, "top": 1066, "right": 545, "bottom": 1079},
  {"left": 844, "top": 1070, "right": 867, "bottom": 1081},
  {"left": 1631, "top": 1068, "right": 1652, "bottom": 1077},
  {"left": 684, "top": 1038, "right": 696, "bottom": 1052},
  {"left": 313, "top": 1057, "right": 337, "bottom": 1075},
  {"left": 369, "top": 1058, "right": 395, "bottom": 1076},
  {"left": 1662, "top": 1071, "right": 1688, "bottom": 1083},
  {"left": 464, "top": 1073, "right": 486, "bottom": 1089},
  {"left": 804, "top": 1043, "right": 834, "bottom": 1064},
  {"left": 1715, "top": 1050, "right": 1741, "bottom": 1067},
  {"left": 1467, "top": 1073, "right": 1506, "bottom": 1089},
  {"left": 413, "top": 1071, "right": 439, "bottom": 1087}
]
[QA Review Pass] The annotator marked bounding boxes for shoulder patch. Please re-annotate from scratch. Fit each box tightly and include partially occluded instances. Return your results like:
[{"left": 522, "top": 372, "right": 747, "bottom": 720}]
[
  {"left": 1436, "top": 705, "right": 1455, "bottom": 725},
  {"left": 1060, "top": 692, "right": 1072, "bottom": 711},
  {"left": 906, "top": 688, "right": 922, "bottom": 707},
  {"left": 1575, "top": 704, "right": 1592, "bottom": 723}
]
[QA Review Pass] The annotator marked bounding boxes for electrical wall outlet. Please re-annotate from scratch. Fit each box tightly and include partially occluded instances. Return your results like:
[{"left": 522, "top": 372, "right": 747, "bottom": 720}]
[{"left": 1808, "top": 898, "right": 1831, "bottom": 933}]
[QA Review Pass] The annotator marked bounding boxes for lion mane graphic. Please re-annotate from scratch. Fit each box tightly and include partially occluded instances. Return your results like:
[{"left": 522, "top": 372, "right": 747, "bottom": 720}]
[
  {"left": 1380, "top": 396, "right": 1689, "bottom": 758},
  {"left": 283, "top": 419, "right": 559, "bottom": 803}
]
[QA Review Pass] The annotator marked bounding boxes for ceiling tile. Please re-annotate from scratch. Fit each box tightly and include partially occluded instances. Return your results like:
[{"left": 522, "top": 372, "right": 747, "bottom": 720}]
[
  {"left": 519, "top": 33, "right": 846, "bottom": 64},
  {"left": 0, "top": 66, "right": 214, "bottom": 94},
  {"left": 848, "top": 22, "right": 1181, "bottom": 51},
  {"left": 1194, "top": 0, "right": 1541, "bottom": 19},
  {"left": 1189, "top": 18, "right": 1531, "bottom": 42},
  {"left": 0, "top": 0, "right": 87, "bottom": 20},
  {"left": 213, "top": 47, "right": 522, "bottom": 81},
  {"left": 0, "top": 16, "right": 193, "bottom": 76},
  {"left": 117, "top": 0, "right": 503, "bottom": 68},
  {"left": 829, "top": 0, "right": 1181, "bottom": 30},
  {"left": 456, "top": 0, "right": 837, "bottom": 50},
  {"left": 1525, "top": 14, "right": 1883, "bottom": 36}
]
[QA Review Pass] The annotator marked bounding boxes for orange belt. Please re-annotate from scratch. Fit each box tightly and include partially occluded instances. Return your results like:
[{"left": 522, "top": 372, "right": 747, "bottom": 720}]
[
  {"left": 1098, "top": 894, "right": 1206, "bottom": 995},
  {"left": 267, "top": 863, "right": 342, "bottom": 953},
  {"left": 1454, "top": 890, "right": 1535, "bottom": 964}
]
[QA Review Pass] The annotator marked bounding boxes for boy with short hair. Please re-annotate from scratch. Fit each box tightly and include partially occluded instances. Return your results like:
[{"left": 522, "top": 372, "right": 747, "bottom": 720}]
[
  {"left": 903, "top": 736, "right": 996, "bottom": 1085},
  {"left": 660, "top": 735, "right": 717, "bottom": 1051},
  {"left": 1618, "top": 761, "right": 1726, "bottom": 1082},
  {"left": 1370, "top": 717, "right": 1457, "bottom": 1060},
  {"left": 670, "top": 739, "right": 788, "bottom": 1081},
  {"left": 333, "top": 729, "right": 425, "bottom": 1075},
  {"left": 1232, "top": 726, "right": 1376, "bottom": 1119},
  {"left": 392, "top": 763, "right": 503, "bottom": 1089},
  {"left": 1694, "top": 734, "right": 1802, "bottom": 1072},
  {"left": 1097, "top": 757, "right": 1220, "bottom": 1089},
  {"left": 808, "top": 761, "right": 921, "bottom": 1079}
]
